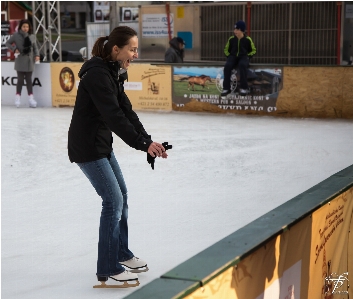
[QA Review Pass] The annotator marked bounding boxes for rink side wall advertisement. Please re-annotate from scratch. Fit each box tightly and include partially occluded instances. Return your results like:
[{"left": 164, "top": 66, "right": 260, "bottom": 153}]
[
  {"left": 172, "top": 65, "right": 282, "bottom": 114},
  {"left": 124, "top": 63, "right": 172, "bottom": 112},
  {"left": 308, "top": 189, "right": 352, "bottom": 298},
  {"left": 1, "top": 61, "right": 52, "bottom": 107},
  {"left": 125, "top": 166, "right": 353, "bottom": 299},
  {"left": 181, "top": 187, "right": 353, "bottom": 299},
  {"left": 172, "top": 65, "right": 353, "bottom": 119},
  {"left": 50, "top": 62, "right": 172, "bottom": 111},
  {"left": 1, "top": 62, "right": 352, "bottom": 118},
  {"left": 51, "top": 63, "right": 83, "bottom": 107}
]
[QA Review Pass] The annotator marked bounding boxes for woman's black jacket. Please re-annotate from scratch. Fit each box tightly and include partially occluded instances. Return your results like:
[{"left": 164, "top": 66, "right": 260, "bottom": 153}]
[{"left": 68, "top": 57, "right": 152, "bottom": 163}]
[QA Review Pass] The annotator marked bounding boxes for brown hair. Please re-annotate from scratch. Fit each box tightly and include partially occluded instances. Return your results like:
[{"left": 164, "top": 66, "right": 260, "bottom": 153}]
[
  {"left": 18, "top": 19, "right": 32, "bottom": 35},
  {"left": 91, "top": 26, "right": 137, "bottom": 61}
]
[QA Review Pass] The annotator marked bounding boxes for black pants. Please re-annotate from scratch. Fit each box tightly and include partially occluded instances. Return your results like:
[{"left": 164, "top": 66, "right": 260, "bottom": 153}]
[
  {"left": 16, "top": 71, "right": 33, "bottom": 95},
  {"left": 223, "top": 55, "right": 249, "bottom": 90}
]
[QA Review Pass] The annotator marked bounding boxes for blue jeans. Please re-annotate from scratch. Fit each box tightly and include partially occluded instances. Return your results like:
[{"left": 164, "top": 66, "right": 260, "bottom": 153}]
[{"left": 77, "top": 151, "right": 134, "bottom": 276}]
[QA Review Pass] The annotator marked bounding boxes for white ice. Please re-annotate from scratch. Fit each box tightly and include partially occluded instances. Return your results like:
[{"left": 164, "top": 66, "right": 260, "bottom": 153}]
[{"left": 2, "top": 106, "right": 353, "bottom": 299}]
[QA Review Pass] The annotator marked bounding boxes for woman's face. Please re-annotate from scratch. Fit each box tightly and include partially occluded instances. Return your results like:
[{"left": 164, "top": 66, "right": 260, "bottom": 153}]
[
  {"left": 21, "top": 23, "right": 29, "bottom": 33},
  {"left": 112, "top": 36, "right": 138, "bottom": 69}
]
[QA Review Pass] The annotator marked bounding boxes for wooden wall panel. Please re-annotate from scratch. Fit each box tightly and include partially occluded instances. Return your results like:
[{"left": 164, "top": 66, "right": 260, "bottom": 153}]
[
  {"left": 276, "top": 67, "right": 353, "bottom": 118},
  {"left": 341, "top": 68, "right": 353, "bottom": 118}
]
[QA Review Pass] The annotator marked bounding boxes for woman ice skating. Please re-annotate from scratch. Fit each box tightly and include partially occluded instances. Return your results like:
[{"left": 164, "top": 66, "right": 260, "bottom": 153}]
[
  {"left": 68, "top": 26, "right": 168, "bottom": 288},
  {"left": 5, "top": 19, "right": 40, "bottom": 108}
]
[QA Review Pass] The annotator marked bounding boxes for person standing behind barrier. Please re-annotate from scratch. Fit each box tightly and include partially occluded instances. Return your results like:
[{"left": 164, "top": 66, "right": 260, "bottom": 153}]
[
  {"left": 221, "top": 20, "right": 256, "bottom": 98},
  {"left": 164, "top": 37, "right": 185, "bottom": 63},
  {"left": 6, "top": 19, "right": 40, "bottom": 108},
  {"left": 68, "top": 26, "right": 168, "bottom": 287}
]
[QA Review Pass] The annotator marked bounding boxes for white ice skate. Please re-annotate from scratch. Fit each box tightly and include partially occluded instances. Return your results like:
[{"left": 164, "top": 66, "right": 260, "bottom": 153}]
[
  {"left": 15, "top": 94, "right": 21, "bottom": 108},
  {"left": 28, "top": 94, "right": 37, "bottom": 108},
  {"left": 120, "top": 256, "right": 149, "bottom": 273},
  {"left": 93, "top": 270, "right": 140, "bottom": 288}
]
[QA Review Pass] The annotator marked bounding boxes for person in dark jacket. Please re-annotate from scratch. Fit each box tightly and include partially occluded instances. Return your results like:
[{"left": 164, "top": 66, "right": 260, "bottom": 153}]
[
  {"left": 164, "top": 37, "right": 185, "bottom": 63},
  {"left": 6, "top": 19, "right": 40, "bottom": 108},
  {"left": 68, "top": 26, "right": 168, "bottom": 287},
  {"left": 221, "top": 20, "right": 256, "bottom": 97}
]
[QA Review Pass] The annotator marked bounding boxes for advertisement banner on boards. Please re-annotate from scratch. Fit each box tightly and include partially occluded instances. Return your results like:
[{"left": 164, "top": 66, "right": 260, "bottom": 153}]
[
  {"left": 308, "top": 188, "right": 353, "bottom": 298},
  {"left": 1, "top": 61, "right": 52, "bottom": 107},
  {"left": 50, "top": 62, "right": 172, "bottom": 110},
  {"left": 183, "top": 217, "right": 310, "bottom": 299},
  {"left": 51, "top": 63, "right": 83, "bottom": 107},
  {"left": 172, "top": 66, "right": 282, "bottom": 113},
  {"left": 124, "top": 63, "right": 172, "bottom": 112},
  {"left": 182, "top": 187, "right": 353, "bottom": 299}
]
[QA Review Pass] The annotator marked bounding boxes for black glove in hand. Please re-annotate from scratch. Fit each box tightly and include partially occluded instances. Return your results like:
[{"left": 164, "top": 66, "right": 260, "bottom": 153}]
[
  {"left": 147, "top": 141, "right": 172, "bottom": 170},
  {"left": 147, "top": 153, "right": 155, "bottom": 170},
  {"left": 162, "top": 141, "right": 172, "bottom": 151}
]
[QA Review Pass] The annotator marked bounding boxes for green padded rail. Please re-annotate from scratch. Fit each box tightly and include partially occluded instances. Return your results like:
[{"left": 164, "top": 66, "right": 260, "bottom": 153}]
[{"left": 124, "top": 164, "right": 353, "bottom": 298}]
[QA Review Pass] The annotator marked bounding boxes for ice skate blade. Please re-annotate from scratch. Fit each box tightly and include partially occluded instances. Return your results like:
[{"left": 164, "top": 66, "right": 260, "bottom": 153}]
[
  {"left": 93, "top": 280, "right": 140, "bottom": 288},
  {"left": 129, "top": 266, "right": 149, "bottom": 273}
]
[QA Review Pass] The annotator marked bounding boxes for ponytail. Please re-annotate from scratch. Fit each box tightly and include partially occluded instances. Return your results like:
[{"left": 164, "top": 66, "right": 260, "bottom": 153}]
[
  {"left": 91, "top": 36, "right": 112, "bottom": 61},
  {"left": 91, "top": 26, "right": 137, "bottom": 62}
]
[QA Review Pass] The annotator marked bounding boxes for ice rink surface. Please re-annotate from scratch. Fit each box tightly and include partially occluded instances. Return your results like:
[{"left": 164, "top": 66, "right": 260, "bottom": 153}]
[{"left": 2, "top": 106, "right": 353, "bottom": 299}]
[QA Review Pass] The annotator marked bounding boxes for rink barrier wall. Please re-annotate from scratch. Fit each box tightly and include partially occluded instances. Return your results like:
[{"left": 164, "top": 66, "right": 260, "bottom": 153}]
[
  {"left": 171, "top": 65, "right": 353, "bottom": 119},
  {"left": 124, "top": 164, "right": 353, "bottom": 299},
  {"left": 1, "top": 61, "right": 352, "bottom": 118},
  {"left": 1, "top": 61, "right": 52, "bottom": 108}
]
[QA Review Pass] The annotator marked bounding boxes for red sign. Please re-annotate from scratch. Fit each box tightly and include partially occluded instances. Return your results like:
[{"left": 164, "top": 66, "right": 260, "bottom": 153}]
[{"left": 1, "top": 19, "right": 20, "bottom": 61}]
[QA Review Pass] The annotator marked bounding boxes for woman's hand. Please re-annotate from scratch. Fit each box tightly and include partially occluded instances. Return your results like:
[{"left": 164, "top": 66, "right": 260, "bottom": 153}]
[
  {"left": 148, "top": 142, "right": 167, "bottom": 158},
  {"left": 35, "top": 56, "right": 40, "bottom": 62}
]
